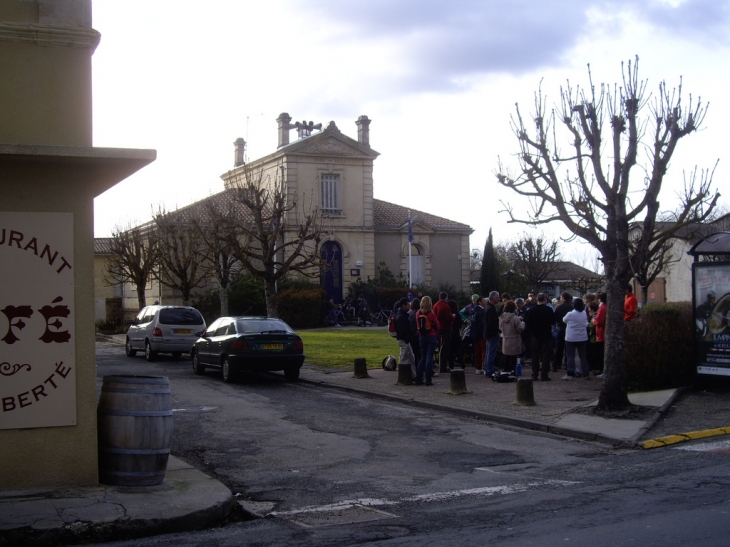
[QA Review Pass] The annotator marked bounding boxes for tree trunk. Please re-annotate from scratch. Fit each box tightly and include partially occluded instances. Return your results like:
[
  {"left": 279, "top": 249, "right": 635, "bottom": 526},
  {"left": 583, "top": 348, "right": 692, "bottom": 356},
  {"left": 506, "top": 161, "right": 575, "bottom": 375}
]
[
  {"left": 597, "top": 278, "right": 632, "bottom": 410},
  {"left": 135, "top": 282, "right": 147, "bottom": 311},
  {"left": 264, "top": 280, "right": 278, "bottom": 318},
  {"left": 220, "top": 287, "right": 229, "bottom": 317}
]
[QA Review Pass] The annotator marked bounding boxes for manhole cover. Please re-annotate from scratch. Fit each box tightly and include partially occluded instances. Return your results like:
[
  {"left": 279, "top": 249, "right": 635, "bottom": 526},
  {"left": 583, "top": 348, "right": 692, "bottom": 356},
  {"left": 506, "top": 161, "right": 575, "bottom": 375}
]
[{"left": 278, "top": 504, "right": 398, "bottom": 528}]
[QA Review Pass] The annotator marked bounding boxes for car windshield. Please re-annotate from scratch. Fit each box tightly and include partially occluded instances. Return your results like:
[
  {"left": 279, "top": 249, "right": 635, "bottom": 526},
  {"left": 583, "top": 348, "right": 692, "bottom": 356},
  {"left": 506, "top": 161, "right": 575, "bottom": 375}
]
[
  {"left": 236, "top": 319, "right": 294, "bottom": 334},
  {"left": 159, "top": 308, "right": 204, "bottom": 325}
]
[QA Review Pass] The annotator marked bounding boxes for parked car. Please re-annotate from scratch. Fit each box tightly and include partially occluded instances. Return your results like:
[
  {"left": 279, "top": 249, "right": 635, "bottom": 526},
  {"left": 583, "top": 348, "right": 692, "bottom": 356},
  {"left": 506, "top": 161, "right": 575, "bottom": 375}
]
[
  {"left": 191, "top": 316, "right": 305, "bottom": 383},
  {"left": 126, "top": 305, "right": 206, "bottom": 361}
]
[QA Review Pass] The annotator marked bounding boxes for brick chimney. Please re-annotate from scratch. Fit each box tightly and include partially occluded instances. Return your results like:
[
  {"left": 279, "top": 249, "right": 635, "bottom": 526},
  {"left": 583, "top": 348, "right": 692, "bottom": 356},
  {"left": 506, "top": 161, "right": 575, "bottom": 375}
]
[
  {"left": 356, "top": 115, "right": 371, "bottom": 147},
  {"left": 233, "top": 138, "right": 246, "bottom": 167},
  {"left": 277, "top": 112, "right": 294, "bottom": 148}
]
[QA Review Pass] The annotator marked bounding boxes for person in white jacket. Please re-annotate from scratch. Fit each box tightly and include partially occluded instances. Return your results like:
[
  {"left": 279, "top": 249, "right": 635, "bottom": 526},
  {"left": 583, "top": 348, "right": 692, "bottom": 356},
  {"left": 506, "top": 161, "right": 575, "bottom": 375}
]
[{"left": 562, "top": 298, "right": 590, "bottom": 380}]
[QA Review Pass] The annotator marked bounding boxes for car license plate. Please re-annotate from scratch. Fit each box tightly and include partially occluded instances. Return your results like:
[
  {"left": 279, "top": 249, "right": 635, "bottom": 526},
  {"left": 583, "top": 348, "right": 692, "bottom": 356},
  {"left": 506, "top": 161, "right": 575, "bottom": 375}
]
[
  {"left": 174, "top": 329, "right": 192, "bottom": 334},
  {"left": 262, "top": 344, "right": 283, "bottom": 350}
]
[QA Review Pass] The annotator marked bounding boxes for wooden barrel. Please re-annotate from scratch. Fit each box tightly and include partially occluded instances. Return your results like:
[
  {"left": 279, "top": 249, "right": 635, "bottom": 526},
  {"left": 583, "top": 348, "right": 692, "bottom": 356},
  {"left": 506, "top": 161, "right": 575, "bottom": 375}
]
[{"left": 97, "top": 375, "right": 174, "bottom": 486}]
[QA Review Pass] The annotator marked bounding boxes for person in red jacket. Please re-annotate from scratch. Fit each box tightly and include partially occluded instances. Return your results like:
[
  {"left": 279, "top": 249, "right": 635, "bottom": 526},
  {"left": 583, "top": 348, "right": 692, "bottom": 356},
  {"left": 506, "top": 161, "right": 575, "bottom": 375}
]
[
  {"left": 593, "top": 292, "right": 607, "bottom": 374},
  {"left": 415, "top": 296, "right": 440, "bottom": 386},
  {"left": 432, "top": 291, "right": 454, "bottom": 372},
  {"left": 624, "top": 285, "right": 638, "bottom": 322}
]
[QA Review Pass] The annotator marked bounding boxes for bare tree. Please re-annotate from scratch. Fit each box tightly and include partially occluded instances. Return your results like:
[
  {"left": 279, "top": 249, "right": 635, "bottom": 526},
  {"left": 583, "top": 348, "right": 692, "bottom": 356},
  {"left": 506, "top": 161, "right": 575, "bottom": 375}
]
[
  {"left": 103, "top": 225, "right": 159, "bottom": 311},
  {"left": 496, "top": 58, "right": 719, "bottom": 409},
  {"left": 225, "top": 162, "right": 327, "bottom": 317},
  {"left": 153, "top": 210, "right": 211, "bottom": 306},
  {"left": 192, "top": 199, "right": 242, "bottom": 316},
  {"left": 510, "top": 232, "right": 562, "bottom": 293}
]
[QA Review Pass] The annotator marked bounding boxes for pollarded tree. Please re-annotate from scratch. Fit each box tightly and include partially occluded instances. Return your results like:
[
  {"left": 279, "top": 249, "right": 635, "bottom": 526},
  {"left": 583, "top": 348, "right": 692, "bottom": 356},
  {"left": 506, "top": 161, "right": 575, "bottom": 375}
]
[
  {"left": 192, "top": 199, "right": 242, "bottom": 317},
  {"left": 103, "top": 225, "right": 159, "bottom": 311},
  {"left": 225, "top": 162, "right": 327, "bottom": 318},
  {"left": 496, "top": 58, "right": 719, "bottom": 409},
  {"left": 153, "top": 209, "right": 211, "bottom": 306},
  {"left": 510, "top": 232, "right": 562, "bottom": 293}
]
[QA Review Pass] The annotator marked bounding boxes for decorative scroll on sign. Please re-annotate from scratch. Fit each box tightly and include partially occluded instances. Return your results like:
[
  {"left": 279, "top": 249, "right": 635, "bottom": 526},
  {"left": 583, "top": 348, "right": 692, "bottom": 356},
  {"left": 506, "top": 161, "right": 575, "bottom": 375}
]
[{"left": 0, "top": 212, "right": 76, "bottom": 429}]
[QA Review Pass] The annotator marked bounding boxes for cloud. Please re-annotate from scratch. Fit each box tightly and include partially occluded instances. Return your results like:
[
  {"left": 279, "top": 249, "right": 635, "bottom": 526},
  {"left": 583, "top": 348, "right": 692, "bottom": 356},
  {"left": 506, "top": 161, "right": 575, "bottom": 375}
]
[{"left": 290, "top": 0, "right": 730, "bottom": 95}]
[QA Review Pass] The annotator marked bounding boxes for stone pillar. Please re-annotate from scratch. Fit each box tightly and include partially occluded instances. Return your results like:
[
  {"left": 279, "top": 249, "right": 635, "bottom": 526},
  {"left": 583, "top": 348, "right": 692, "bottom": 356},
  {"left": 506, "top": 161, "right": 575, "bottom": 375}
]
[{"left": 356, "top": 115, "right": 371, "bottom": 147}]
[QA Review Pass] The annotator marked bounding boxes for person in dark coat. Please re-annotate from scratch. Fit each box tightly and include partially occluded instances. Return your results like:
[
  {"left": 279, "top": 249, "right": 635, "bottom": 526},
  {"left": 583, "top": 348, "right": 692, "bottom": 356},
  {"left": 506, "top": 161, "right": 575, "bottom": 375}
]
[
  {"left": 448, "top": 299, "right": 464, "bottom": 369},
  {"left": 408, "top": 298, "right": 421, "bottom": 367},
  {"left": 484, "top": 291, "right": 501, "bottom": 375},
  {"left": 395, "top": 297, "right": 415, "bottom": 376},
  {"left": 472, "top": 297, "right": 486, "bottom": 374},
  {"left": 525, "top": 292, "right": 555, "bottom": 381},
  {"left": 553, "top": 292, "right": 573, "bottom": 371}
]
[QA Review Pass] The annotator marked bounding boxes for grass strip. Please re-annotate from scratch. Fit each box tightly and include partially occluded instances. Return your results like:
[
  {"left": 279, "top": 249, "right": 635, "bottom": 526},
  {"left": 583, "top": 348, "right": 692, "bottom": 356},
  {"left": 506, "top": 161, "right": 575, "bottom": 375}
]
[{"left": 300, "top": 328, "right": 399, "bottom": 369}]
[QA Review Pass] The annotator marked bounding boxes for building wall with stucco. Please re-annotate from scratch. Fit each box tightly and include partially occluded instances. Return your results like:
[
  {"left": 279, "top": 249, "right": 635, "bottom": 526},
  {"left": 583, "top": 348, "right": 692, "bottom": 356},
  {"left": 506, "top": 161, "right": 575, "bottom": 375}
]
[{"left": 0, "top": 0, "right": 155, "bottom": 490}]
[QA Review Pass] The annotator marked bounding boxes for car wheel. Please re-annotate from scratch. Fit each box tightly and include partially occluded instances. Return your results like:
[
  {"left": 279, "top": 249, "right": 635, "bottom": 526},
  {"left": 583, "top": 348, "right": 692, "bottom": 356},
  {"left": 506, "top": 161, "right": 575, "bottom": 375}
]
[
  {"left": 171, "top": 352, "right": 182, "bottom": 360},
  {"left": 192, "top": 352, "right": 205, "bottom": 375},
  {"left": 284, "top": 367, "right": 300, "bottom": 382},
  {"left": 145, "top": 340, "right": 157, "bottom": 362},
  {"left": 222, "top": 358, "right": 235, "bottom": 383},
  {"left": 125, "top": 338, "right": 137, "bottom": 357}
]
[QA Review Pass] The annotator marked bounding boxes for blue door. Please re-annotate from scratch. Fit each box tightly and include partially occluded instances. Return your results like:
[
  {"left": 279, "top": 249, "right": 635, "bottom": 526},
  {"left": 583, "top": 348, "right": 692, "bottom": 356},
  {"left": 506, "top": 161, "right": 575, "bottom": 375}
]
[{"left": 320, "top": 241, "right": 343, "bottom": 303}]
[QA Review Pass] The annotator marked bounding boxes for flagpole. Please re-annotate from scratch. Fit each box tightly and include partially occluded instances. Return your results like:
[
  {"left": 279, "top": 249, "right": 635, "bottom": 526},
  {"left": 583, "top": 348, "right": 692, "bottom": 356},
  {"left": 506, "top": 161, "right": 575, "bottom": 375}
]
[{"left": 408, "top": 212, "right": 413, "bottom": 288}]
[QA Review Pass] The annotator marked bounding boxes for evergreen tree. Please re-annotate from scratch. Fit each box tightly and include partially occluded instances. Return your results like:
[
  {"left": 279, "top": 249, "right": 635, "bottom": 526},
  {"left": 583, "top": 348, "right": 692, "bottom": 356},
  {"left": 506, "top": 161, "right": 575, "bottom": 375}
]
[{"left": 480, "top": 228, "right": 500, "bottom": 295}]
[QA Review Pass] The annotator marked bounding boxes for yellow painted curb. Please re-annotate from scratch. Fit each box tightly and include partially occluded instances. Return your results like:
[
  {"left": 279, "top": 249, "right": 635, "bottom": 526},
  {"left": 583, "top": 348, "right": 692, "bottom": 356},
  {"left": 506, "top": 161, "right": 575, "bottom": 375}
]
[{"left": 640, "top": 426, "right": 730, "bottom": 449}]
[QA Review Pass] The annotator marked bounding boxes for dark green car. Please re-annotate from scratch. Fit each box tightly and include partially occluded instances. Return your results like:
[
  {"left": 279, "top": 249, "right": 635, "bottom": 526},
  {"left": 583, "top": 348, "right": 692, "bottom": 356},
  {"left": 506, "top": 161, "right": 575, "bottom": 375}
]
[{"left": 191, "top": 317, "right": 305, "bottom": 383}]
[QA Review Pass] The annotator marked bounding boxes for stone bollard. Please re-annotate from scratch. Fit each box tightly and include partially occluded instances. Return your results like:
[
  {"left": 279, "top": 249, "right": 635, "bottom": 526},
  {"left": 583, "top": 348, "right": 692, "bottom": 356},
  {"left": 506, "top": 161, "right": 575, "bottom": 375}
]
[
  {"left": 396, "top": 363, "right": 414, "bottom": 385},
  {"left": 512, "top": 378, "right": 536, "bottom": 406},
  {"left": 353, "top": 357, "right": 370, "bottom": 379},
  {"left": 447, "top": 369, "right": 472, "bottom": 395}
]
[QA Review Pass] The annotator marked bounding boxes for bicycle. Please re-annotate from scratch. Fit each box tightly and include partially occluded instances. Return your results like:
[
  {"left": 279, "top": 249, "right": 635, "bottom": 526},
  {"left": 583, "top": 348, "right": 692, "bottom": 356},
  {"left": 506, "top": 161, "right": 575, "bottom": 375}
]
[
  {"left": 323, "top": 309, "right": 347, "bottom": 327},
  {"left": 370, "top": 310, "right": 391, "bottom": 327}
]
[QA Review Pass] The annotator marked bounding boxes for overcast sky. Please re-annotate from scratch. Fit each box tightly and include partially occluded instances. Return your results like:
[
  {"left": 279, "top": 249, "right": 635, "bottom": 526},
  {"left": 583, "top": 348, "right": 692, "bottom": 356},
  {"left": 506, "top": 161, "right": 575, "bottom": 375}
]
[{"left": 91, "top": 0, "right": 730, "bottom": 268}]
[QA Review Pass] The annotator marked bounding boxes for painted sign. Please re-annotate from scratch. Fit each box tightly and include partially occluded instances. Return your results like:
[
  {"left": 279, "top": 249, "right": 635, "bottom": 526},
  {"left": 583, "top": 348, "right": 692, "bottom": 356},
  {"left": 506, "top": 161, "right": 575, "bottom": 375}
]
[
  {"left": 693, "top": 262, "right": 730, "bottom": 376},
  {"left": 0, "top": 212, "right": 75, "bottom": 429}
]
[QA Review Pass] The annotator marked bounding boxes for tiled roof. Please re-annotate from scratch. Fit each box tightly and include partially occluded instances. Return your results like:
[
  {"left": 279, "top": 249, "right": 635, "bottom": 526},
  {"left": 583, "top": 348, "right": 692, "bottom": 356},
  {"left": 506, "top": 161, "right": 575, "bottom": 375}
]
[
  {"left": 545, "top": 261, "right": 602, "bottom": 281},
  {"left": 145, "top": 189, "right": 258, "bottom": 226},
  {"left": 373, "top": 199, "right": 472, "bottom": 232},
  {"left": 94, "top": 237, "right": 114, "bottom": 254}
]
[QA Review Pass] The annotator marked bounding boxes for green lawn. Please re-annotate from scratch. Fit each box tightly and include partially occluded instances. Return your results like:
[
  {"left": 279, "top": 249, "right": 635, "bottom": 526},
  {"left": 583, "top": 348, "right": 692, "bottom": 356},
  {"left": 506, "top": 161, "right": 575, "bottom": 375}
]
[{"left": 299, "top": 328, "right": 399, "bottom": 369}]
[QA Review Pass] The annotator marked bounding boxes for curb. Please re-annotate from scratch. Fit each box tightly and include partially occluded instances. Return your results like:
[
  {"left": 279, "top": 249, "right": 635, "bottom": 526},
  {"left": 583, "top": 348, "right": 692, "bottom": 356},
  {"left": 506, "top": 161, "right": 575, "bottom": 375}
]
[
  {"left": 640, "top": 425, "right": 730, "bottom": 449},
  {"left": 628, "top": 386, "right": 689, "bottom": 447},
  {"left": 298, "top": 377, "right": 632, "bottom": 447}
]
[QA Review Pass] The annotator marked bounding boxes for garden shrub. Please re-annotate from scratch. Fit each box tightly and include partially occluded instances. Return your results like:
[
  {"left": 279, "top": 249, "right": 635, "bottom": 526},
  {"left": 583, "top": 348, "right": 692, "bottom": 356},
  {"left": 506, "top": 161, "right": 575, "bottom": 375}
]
[
  {"left": 278, "top": 288, "right": 328, "bottom": 329},
  {"left": 624, "top": 302, "right": 695, "bottom": 391}
]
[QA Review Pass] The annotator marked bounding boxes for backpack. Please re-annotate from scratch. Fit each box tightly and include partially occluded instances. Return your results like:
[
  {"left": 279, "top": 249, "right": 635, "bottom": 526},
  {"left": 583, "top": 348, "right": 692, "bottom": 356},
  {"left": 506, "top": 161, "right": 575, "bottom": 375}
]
[
  {"left": 491, "top": 371, "right": 516, "bottom": 383},
  {"left": 388, "top": 315, "right": 397, "bottom": 337},
  {"left": 382, "top": 355, "right": 397, "bottom": 371},
  {"left": 418, "top": 313, "right": 432, "bottom": 336}
]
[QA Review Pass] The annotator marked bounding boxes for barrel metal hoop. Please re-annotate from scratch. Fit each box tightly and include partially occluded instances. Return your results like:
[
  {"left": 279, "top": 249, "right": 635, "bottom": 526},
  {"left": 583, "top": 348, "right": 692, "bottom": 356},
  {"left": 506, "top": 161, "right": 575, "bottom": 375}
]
[
  {"left": 100, "top": 470, "right": 167, "bottom": 478},
  {"left": 102, "top": 376, "right": 169, "bottom": 385},
  {"left": 99, "top": 446, "right": 171, "bottom": 455},
  {"left": 101, "top": 387, "right": 170, "bottom": 394},
  {"left": 98, "top": 409, "right": 173, "bottom": 417}
]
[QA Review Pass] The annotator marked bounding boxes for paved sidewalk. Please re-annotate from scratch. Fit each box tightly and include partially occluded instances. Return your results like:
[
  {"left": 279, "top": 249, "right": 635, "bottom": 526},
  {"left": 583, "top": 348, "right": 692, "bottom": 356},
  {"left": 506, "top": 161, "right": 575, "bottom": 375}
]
[
  {"left": 299, "top": 365, "right": 679, "bottom": 447},
  {"left": 0, "top": 456, "right": 234, "bottom": 546}
]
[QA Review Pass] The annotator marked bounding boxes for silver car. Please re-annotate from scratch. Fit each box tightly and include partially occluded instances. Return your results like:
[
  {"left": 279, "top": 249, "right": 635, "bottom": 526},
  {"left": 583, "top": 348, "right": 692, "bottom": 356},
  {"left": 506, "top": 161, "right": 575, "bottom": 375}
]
[{"left": 125, "top": 305, "right": 206, "bottom": 361}]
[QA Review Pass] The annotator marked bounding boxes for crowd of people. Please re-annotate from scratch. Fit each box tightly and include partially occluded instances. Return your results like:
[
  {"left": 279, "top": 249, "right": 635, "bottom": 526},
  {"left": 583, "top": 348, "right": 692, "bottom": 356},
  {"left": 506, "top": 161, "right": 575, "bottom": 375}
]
[{"left": 390, "top": 285, "right": 639, "bottom": 385}]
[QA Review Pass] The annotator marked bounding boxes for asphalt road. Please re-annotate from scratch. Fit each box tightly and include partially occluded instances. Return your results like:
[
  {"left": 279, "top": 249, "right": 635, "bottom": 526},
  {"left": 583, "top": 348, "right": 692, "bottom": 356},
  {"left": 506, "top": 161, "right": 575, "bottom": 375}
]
[{"left": 87, "top": 343, "right": 730, "bottom": 546}]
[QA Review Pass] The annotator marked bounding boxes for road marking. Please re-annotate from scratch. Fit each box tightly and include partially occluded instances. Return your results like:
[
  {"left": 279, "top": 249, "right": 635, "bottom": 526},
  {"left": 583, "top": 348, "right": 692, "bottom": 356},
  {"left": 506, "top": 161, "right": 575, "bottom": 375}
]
[
  {"left": 270, "top": 479, "right": 578, "bottom": 517},
  {"left": 640, "top": 426, "right": 730, "bottom": 449},
  {"left": 672, "top": 439, "right": 730, "bottom": 453}
]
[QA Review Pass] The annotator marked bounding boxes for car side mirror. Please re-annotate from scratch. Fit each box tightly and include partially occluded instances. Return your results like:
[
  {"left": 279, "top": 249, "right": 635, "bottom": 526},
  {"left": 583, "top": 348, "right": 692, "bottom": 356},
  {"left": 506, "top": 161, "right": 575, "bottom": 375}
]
[
  {"left": 126, "top": 319, "right": 134, "bottom": 325},
  {"left": 195, "top": 331, "right": 204, "bottom": 338}
]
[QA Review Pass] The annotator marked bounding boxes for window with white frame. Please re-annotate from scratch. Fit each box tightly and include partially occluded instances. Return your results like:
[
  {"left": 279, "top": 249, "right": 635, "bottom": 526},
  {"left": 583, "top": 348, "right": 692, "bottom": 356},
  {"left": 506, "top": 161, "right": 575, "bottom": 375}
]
[{"left": 321, "top": 173, "right": 340, "bottom": 215}]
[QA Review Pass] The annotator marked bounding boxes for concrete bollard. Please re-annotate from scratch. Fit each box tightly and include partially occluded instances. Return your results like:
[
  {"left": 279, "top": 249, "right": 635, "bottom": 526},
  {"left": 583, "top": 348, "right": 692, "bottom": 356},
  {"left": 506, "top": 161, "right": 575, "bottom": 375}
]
[
  {"left": 396, "top": 363, "right": 414, "bottom": 385},
  {"left": 447, "top": 369, "right": 472, "bottom": 395},
  {"left": 512, "top": 378, "right": 536, "bottom": 406},
  {"left": 353, "top": 357, "right": 370, "bottom": 379}
]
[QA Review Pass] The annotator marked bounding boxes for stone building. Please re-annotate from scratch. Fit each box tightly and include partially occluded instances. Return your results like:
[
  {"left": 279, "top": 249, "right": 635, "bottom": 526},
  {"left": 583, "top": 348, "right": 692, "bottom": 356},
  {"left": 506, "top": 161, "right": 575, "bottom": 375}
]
[{"left": 97, "top": 113, "right": 473, "bottom": 316}]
